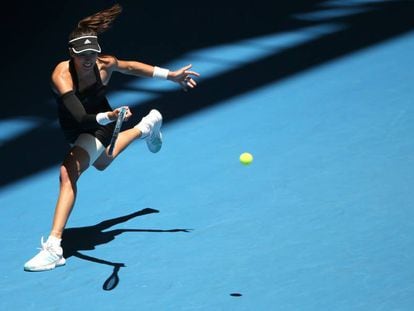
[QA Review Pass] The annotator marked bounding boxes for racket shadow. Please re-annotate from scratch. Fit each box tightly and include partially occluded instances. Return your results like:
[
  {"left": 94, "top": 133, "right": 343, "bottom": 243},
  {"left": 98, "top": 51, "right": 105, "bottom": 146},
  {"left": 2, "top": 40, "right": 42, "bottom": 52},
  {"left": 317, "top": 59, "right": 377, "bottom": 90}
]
[{"left": 61, "top": 208, "right": 192, "bottom": 291}]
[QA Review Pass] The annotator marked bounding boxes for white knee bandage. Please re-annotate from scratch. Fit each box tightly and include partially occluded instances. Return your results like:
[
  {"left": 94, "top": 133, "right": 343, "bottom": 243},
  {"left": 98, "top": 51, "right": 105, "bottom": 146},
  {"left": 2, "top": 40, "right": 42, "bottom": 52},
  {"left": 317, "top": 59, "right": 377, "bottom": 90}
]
[{"left": 72, "top": 134, "right": 105, "bottom": 166}]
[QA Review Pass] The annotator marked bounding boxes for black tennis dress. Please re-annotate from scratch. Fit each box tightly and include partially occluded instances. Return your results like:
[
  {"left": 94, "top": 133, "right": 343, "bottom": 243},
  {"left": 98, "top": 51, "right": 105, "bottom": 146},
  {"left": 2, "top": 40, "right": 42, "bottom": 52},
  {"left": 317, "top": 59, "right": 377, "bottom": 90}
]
[{"left": 56, "top": 60, "right": 115, "bottom": 147}]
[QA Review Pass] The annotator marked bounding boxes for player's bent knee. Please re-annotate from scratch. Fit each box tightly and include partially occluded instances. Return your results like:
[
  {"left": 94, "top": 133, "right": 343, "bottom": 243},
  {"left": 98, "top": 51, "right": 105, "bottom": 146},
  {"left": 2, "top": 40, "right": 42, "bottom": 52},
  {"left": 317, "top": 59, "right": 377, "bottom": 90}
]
[
  {"left": 93, "top": 162, "right": 109, "bottom": 171},
  {"left": 92, "top": 151, "right": 113, "bottom": 171},
  {"left": 60, "top": 146, "right": 91, "bottom": 184}
]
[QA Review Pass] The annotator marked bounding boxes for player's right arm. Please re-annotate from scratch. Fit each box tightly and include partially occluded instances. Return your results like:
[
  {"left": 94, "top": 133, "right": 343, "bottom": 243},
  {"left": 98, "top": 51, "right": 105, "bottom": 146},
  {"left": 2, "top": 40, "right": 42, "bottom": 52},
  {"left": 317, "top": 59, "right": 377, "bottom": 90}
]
[{"left": 51, "top": 62, "right": 117, "bottom": 128}]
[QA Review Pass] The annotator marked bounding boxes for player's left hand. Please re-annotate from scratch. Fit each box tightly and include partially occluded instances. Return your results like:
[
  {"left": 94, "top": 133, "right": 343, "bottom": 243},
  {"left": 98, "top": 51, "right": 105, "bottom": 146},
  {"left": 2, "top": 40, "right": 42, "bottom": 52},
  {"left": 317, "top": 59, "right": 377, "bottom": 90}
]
[{"left": 168, "top": 64, "right": 200, "bottom": 92}]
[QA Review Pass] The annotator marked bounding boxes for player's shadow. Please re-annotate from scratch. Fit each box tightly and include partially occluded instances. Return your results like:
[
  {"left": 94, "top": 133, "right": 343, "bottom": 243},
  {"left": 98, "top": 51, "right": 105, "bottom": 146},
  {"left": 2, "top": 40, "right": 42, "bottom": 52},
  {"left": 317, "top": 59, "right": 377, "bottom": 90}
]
[{"left": 61, "top": 208, "right": 192, "bottom": 291}]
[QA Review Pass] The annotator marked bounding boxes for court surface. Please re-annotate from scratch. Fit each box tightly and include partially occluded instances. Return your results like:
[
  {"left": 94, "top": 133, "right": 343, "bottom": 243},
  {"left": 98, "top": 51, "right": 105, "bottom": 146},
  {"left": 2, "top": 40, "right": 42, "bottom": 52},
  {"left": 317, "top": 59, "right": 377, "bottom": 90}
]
[{"left": 1, "top": 3, "right": 414, "bottom": 311}]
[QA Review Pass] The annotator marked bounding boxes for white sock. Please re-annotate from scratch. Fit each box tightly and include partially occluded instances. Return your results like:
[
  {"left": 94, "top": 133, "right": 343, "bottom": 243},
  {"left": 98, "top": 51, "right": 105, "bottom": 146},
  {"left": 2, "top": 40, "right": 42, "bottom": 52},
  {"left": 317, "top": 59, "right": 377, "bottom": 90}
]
[{"left": 47, "top": 235, "right": 62, "bottom": 247}]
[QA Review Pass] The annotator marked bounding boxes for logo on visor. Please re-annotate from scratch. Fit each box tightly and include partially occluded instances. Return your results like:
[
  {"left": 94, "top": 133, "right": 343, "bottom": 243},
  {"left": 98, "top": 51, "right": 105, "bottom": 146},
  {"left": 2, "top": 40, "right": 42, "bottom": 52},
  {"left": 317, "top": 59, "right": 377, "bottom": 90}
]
[{"left": 84, "top": 39, "right": 92, "bottom": 44}]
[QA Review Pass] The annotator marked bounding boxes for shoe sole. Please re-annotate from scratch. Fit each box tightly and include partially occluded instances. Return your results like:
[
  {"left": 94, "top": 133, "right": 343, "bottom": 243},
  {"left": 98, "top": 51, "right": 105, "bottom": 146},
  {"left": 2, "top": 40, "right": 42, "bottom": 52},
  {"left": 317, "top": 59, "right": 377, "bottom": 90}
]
[
  {"left": 24, "top": 258, "right": 66, "bottom": 272},
  {"left": 147, "top": 110, "right": 163, "bottom": 153}
]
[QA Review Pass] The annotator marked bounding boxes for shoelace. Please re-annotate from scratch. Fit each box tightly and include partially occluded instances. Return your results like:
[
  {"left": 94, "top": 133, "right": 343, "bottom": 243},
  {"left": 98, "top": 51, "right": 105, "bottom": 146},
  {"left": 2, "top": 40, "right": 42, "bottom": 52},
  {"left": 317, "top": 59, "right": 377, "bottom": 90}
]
[{"left": 37, "top": 237, "right": 58, "bottom": 255}]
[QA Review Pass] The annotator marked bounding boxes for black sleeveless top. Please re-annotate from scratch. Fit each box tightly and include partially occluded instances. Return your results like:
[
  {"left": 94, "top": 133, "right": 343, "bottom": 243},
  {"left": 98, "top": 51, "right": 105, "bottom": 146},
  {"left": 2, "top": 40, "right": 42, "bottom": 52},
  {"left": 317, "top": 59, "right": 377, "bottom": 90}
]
[{"left": 56, "top": 60, "right": 115, "bottom": 147}]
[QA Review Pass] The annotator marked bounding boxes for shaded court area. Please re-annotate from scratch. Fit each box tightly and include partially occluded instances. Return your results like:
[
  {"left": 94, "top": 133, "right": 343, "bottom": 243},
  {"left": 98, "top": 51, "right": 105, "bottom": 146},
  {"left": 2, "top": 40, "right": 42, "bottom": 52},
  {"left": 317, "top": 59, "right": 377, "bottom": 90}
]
[{"left": 1, "top": 1, "right": 414, "bottom": 310}]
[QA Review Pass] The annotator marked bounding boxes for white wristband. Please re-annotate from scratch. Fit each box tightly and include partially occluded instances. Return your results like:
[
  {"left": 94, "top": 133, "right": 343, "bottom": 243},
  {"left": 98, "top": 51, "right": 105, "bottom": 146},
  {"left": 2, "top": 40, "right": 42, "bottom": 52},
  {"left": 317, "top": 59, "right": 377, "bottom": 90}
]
[
  {"left": 153, "top": 66, "right": 169, "bottom": 79},
  {"left": 96, "top": 112, "right": 112, "bottom": 125}
]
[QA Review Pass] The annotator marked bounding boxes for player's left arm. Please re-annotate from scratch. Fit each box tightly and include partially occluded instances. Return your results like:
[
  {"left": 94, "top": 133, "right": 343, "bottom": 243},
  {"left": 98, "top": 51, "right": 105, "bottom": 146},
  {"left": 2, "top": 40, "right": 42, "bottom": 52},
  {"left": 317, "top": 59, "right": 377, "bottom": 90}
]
[
  {"left": 105, "top": 56, "right": 200, "bottom": 91},
  {"left": 111, "top": 57, "right": 155, "bottom": 78}
]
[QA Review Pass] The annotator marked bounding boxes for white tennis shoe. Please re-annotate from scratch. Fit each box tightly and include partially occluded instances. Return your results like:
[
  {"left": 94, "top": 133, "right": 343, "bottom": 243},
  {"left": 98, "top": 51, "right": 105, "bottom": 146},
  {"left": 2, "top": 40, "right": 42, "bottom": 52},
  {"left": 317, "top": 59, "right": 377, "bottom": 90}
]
[
  {"left": 24, "top": 237, "right": 66, "bottom": 272},
  {"left": 136, "top": 109, "right": 163, "bottom": 153}
]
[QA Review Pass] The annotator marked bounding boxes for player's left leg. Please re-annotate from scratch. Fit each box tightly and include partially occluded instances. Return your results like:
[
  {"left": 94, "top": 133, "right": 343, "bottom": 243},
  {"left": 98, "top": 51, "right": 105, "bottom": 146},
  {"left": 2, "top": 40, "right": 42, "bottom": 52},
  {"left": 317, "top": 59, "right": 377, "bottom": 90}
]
[
  {"left": 24, "top": 145, "right": 91, "bottom": 272},
  {"left": 93, "top": 109, "right": 163, "bottom": 171}
]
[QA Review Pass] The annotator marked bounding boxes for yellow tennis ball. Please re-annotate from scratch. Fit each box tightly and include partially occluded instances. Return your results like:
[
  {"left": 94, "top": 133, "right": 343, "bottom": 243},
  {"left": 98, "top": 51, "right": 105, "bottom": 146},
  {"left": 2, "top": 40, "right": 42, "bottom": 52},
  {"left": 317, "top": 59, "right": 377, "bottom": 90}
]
[{"left": 240, "top": 152, "right": 253, "bottom": 165}]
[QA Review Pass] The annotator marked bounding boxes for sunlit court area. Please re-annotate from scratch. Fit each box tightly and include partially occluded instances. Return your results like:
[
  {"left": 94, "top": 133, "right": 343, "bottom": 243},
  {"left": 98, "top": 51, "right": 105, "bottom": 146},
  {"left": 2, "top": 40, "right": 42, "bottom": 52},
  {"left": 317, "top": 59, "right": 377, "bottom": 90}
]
[{"left": 1, "top": 1, "right": 414, "bottom": 310}]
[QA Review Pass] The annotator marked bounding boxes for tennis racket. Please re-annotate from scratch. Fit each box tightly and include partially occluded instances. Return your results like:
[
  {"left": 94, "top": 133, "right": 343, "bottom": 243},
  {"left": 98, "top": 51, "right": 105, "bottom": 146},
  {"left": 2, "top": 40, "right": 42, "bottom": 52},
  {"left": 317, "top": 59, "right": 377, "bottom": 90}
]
[{"left": 108, "top": 107, "right": 127, "bottom": 156}]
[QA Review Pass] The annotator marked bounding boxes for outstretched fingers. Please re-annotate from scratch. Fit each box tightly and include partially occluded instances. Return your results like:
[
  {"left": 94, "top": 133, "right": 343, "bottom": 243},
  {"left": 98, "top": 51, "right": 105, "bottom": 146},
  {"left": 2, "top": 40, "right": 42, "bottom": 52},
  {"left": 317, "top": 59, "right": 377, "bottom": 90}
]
[{"left": 175, "top": 64, "right": 201, "bottom": 91}]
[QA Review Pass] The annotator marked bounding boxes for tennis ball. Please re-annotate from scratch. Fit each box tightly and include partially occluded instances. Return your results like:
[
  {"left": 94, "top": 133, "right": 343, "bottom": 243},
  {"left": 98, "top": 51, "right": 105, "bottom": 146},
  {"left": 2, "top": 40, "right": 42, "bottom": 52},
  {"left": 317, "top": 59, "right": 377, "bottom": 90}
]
[{"left": 240, "top": 152, "right": 253, "bottom": 165}]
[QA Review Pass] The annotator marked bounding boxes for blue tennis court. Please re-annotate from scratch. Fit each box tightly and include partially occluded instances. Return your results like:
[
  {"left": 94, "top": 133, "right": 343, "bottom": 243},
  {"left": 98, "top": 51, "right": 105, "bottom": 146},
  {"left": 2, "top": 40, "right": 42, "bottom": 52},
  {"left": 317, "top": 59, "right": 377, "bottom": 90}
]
[{"left": 1, "top": 1, "right": 414, "bottom": 310}]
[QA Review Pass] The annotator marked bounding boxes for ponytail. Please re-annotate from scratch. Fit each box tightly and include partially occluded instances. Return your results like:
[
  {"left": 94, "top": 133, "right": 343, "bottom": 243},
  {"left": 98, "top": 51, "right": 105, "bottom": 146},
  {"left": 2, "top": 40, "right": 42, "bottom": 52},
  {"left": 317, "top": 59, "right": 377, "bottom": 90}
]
[{"left": 69, "top": 3, "right": 123, "bottom": 40}]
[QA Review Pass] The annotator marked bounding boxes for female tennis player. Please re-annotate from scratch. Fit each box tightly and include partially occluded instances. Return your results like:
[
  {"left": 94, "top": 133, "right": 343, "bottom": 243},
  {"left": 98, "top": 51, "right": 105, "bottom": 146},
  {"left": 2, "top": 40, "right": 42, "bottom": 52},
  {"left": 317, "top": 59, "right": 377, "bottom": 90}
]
[{"left": 24, "top": 3, "right": 199, "bottom": 271}]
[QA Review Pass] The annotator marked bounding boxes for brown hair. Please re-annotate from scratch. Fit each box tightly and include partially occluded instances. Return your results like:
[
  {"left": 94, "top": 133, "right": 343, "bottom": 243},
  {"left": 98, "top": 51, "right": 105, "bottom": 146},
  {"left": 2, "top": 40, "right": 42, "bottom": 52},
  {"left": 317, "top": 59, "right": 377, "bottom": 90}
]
[{"left": 69, "top": 3, "right": 123, "bottom": 40}]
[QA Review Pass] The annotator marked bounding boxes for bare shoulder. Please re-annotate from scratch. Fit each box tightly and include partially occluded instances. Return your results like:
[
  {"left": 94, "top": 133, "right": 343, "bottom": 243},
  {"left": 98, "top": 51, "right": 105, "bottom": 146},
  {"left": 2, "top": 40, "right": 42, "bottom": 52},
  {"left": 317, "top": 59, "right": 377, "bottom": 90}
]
[
  {"left": 51, "top": 61, "right": 70, "bottom": 81},
  {"left": 51, "top": 60, "right": 73, "bottom": 95}
]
